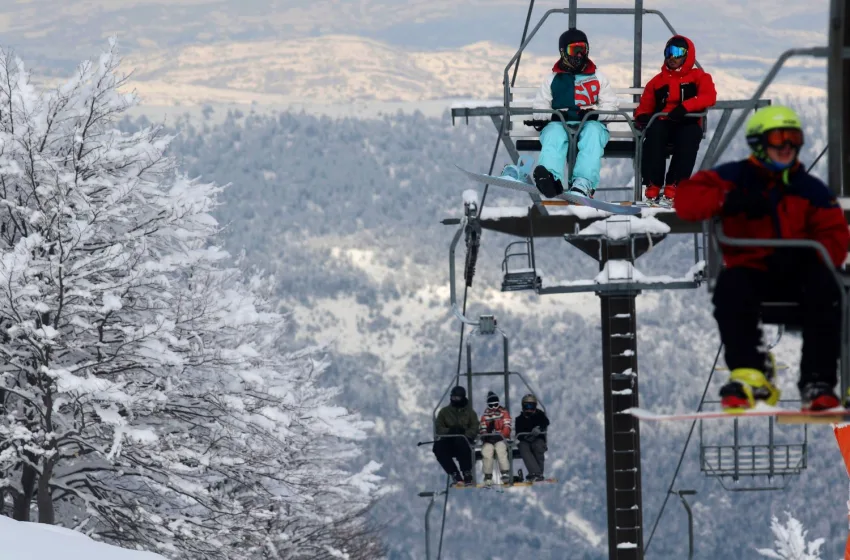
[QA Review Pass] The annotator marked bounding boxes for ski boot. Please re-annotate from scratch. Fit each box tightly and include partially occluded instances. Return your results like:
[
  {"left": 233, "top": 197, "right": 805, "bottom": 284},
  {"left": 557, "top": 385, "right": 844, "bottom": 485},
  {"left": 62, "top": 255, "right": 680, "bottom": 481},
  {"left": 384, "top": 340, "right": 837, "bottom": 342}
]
[
  {"left": 500, "top": 472, "right": 511, "bottom": 485},
  {"left": 800, "top": 382, "right": 841, "bottom": 411},
  {"left": 513, "top": 469, "right": 525, "bottom": 484},
  {"left": 533, "top": 166, "right": 564, "bottom": 198},
  {"left": 483, "top": 473, "right": 493, "bottom": 487},
  {"left": 569, "top": 177, "right": 594, "bottom": 198},
  {"left": 500, "top": 156, "right": 533, "bottom": 183},
  {"left": 451, "top": 471, "right": 463, "bottom": 485},
  {"left": 531, "top": 473, "right": 546, "bottom": 482},
  {"left": 719, "top": 366, "right": 780, "bottom": 412},
  {"left": 661, "top": 183, "right": 677, "bottom": 204},
  {"left": 461, "top": 470, "right": 474, "bottom": 486},
  {"left": 644, "top": 184, "right": 662, "bottom": 202}
]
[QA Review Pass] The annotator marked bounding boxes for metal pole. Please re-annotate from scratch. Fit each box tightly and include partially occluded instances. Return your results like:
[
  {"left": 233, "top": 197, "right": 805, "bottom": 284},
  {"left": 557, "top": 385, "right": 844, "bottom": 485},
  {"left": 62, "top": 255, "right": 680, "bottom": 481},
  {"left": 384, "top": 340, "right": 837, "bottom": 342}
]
[
  {"left": 672, "top": 490, "right": 697, "bottom": 560},
  {"left": 827, "top": 0, "right": 845, "bottom": 196},
  {"left": 569, "top": 0, "right": 577, "bottom": 29},
  {"left": 510, "top": 0, "right": 537, "bottom": 88},
  {"left": 419, "top": 492, "right": 436, "bottom": 560},
  {"left": 633, "top": 0, "right": 643, "bottom": 103}
]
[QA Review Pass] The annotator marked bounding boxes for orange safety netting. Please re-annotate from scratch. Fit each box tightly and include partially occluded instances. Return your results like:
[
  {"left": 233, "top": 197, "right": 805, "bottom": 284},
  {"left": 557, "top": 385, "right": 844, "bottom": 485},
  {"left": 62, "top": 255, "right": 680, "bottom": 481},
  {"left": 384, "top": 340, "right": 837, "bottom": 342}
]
[{"left": 832, "top": 424, "right": 850, "bottom": 559}]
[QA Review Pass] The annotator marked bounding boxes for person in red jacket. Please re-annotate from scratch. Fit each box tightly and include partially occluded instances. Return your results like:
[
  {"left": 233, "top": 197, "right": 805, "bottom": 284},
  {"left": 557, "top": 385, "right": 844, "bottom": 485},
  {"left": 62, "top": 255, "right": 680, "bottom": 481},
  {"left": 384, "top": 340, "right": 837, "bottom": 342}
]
[
  {"left": 634, "top": 35, "right": 716, "bottom": 203},
  {"left": 479, "top": 391, "right": 512, "bottom": 486},
  {"left": 675, "top": 105, "right": 849, "bottom": 411}
]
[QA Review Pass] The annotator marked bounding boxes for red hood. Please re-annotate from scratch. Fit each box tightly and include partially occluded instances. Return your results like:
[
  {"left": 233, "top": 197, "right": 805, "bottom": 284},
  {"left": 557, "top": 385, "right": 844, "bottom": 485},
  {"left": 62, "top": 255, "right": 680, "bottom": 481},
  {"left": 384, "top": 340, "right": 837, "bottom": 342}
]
[
  {"left": 661, "top": 35, "right": 697, "bottom": 76},
  {"left": 552, "top": 58, "right": 597, "bottom": 75}
]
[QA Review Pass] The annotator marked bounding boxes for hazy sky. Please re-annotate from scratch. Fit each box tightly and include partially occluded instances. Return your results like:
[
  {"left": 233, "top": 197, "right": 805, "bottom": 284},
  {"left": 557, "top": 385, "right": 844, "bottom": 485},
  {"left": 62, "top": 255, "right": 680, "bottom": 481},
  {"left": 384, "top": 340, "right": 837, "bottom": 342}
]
[{"left": 0, "top": 0, "right": 831, "bottom": 74}]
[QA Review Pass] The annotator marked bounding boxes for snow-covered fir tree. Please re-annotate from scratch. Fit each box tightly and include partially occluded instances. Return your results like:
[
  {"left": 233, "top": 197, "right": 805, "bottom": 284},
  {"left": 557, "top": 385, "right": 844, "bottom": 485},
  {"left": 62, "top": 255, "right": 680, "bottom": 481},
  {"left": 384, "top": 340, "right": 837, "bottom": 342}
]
[
  {"left": 756, "top": 512, "right": 824, "bottom": 560},
  {"left": 0, "top": 40, "right": 385, "bottom": 559}
]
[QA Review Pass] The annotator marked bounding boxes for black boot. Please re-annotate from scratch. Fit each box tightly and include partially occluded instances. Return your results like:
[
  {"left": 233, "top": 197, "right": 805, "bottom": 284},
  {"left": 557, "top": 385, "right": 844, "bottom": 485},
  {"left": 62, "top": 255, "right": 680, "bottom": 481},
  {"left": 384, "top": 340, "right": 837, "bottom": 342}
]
[
  {"left": 533, "top": 166, "right": 563, "bottom": 198},
  {"left": 800, "top": 381, "right": 840, "bottom": 411}
]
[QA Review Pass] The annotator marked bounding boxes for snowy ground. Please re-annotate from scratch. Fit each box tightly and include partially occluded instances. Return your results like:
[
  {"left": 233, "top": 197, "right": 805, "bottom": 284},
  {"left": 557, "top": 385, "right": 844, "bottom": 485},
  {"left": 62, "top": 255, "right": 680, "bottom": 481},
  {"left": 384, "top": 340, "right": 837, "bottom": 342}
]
[{"left": 0, "top": 516, "right": 166, "bottom": 560}]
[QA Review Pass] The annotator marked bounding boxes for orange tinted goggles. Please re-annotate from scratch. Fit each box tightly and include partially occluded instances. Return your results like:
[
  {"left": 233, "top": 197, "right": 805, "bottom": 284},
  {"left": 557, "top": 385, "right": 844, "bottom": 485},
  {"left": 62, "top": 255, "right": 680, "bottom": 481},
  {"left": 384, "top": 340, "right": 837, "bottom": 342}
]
[
  {"left": 764, "top": 128, "right": 803, "bottom": 148},
  {"left": 563, "top": 42, "right": 588, "bottom": 56}
]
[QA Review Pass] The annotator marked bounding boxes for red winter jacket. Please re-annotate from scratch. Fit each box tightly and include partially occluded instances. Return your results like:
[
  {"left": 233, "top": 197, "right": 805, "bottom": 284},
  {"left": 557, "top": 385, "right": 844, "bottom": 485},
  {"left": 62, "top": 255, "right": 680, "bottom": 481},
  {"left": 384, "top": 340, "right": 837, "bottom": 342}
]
[
  {"left": 634, "top": 36, "right": 717, "bottom": 123},
  {"left": 479, "top": 406, "right": 512, "bottom": 443},
  {"left": 675, "top": 157, "right": 850, "bottom": 270}
]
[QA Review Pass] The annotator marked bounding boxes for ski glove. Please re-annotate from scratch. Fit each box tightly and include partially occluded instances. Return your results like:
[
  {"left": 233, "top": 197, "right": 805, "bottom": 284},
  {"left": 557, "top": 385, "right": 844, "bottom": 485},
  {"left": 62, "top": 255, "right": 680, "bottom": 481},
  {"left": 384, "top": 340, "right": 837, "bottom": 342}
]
[
  {"left": 667, "top": 104, "right": 688, "bottom": 121},
  {"left": 523, "top": 119, "right": 549, "bottom": 132},
  {"left": 577, "top": 108, "right": 599, "bottom": 121},
  {"left": 634, "top": 113, "right": 651, "bottom": 130},
  {"left": 487, "top": 421, "right": 495, "bottom": 433},
  {"left": 722, "top": 188, "right": 771, "bottom": 219},
  {"left": 531, "top": 426, "right": 542, "bottom": 437}
]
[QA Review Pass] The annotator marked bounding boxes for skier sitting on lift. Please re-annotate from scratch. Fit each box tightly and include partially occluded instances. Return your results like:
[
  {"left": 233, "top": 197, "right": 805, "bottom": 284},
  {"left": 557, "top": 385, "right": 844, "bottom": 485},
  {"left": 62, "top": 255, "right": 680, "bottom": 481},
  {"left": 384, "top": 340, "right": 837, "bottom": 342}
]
[
  {"left": 515, "top": 394, "right": 549, "bottom": 482},
  {"left": 675, "top": 105, "right": 850, "bottom": 411},
  {"left": 434, "top": 386, "right": 479, "bottom": 485},
  {"left": 479, "top": 391, "right": 513, "bottom": 486},
  {"left": 634, "top": 35, "right": 716, "bottom": 204},
  {"left": 502, "top": 28, "right": 619, "bottom": 199}
]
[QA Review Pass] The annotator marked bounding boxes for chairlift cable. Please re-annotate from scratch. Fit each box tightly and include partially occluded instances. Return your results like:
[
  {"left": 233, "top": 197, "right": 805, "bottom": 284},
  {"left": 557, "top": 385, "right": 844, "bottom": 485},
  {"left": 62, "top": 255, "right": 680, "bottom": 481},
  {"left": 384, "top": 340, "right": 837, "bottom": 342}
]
[
  {"left": 436, "top": 284, "right": 471, "bottom": 560},
  {"left": 644, "top": 343, "right": 723, "bottom": 553},
  {"left": 807, "top": 144, "right": 829, "bottom": 173}
]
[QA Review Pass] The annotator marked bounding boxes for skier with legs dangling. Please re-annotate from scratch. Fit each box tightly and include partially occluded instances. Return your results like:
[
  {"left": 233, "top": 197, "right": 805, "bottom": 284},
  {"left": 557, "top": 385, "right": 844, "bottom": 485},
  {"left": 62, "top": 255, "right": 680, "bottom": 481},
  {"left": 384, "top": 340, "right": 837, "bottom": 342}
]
[
  {"left": 634, "top": 35, "right": 716, "bottom": 204},
  {"left": 502, "top": 28, "right": 619, "bottom": 199},
  {"left": 433, "top": 386, "right": 479, "bottom": 485},
  {"left": 515, "top": 394, "right": 550, "bottom": 482},
  {"left": 479, "top": 391, "right": 513, "bottom": 486},
  {"left": 675, "top": 105, "right": 850, "bottom": 411}
]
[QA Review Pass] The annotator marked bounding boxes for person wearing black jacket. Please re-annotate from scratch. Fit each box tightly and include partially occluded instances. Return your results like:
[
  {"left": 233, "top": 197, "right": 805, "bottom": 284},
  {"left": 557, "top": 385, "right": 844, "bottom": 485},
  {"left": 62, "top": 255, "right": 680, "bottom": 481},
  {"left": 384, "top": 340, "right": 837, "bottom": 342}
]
[{"left": 515, "top": 394, "right": 550, "bottom": 481}]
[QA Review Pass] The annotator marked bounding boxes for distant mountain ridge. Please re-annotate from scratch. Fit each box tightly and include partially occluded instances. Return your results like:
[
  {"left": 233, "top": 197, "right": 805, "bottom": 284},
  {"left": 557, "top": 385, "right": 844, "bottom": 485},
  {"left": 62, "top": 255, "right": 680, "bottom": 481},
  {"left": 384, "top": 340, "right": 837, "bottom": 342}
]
[{"left": 104, "top": 35, "right": 828, "bottom": 109}]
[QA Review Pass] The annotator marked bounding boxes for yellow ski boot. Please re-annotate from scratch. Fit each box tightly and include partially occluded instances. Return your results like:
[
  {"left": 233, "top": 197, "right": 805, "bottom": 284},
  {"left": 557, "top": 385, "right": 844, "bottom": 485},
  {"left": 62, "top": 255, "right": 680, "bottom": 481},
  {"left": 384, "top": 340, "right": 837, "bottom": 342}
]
[{"left": 719, "top": 359, "right": 780, "bottom": 413}]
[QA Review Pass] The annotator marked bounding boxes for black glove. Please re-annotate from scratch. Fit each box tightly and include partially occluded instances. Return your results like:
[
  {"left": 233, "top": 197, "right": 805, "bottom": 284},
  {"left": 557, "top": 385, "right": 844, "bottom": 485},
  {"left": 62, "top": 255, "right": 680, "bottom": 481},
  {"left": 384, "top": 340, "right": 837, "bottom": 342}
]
[
  {"left": 577, "top": 108, "right": 599, "bottom": 121},
  {"left": 634, "top": 113, "right": 651, "bottom": 130},
  {"left": 667, "top": 104, "right": 688, "bottom": 121},
  {"left": 523, "top": 119, "right": 549, "bottom": 132},
  {"left": 448, "top": 426, "right": 464, "bottom": 435},
  {"left": 722, "top": 188, "right": 771, "bottom": 219},
  {"left": 487, "top": 421, "right": 495, "bottom": 433}
]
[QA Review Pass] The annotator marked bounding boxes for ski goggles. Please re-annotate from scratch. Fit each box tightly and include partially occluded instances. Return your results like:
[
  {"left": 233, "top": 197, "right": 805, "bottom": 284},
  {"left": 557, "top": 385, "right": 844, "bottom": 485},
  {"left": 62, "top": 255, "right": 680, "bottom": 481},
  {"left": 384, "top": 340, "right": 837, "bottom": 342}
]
[
  {"left": 763, "top": 128, "right": 804, "bottom": 148},
  {"left": 522, "top": 402, "right": 537, "bottom": 410},
  {"left": 562, "top": 42, "right": 588, "bottom": 56},
  {"left": 664, "top": 44, "right": 688, "bottom": 59}
]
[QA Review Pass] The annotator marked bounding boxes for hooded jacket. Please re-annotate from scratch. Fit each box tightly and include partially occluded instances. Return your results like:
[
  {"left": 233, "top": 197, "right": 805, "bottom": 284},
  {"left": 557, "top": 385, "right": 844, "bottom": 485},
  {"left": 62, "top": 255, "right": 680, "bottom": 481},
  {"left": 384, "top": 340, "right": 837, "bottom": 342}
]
[
  {"left": 436, "top": 400, "right": 479, "bottom": 441},
  {"left": 634, "top": 35, "right": 717, "bottom": 122},
  {"left": 675, "top": 157, "right": 850, "bottom": 270},
  {"left": 532, "top": 58, "right": 619, "bottom": 122}
]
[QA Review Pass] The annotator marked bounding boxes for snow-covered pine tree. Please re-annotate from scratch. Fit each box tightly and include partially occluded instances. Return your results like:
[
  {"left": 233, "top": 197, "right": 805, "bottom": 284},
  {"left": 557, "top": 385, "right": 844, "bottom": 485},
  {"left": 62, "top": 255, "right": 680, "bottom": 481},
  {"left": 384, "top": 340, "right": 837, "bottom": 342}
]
[
  {"left": 0, "top": 40, "right": 384, "bottom": 559},
  {"left": 756, "top": 512, "right": 824, "bottom": 560}
]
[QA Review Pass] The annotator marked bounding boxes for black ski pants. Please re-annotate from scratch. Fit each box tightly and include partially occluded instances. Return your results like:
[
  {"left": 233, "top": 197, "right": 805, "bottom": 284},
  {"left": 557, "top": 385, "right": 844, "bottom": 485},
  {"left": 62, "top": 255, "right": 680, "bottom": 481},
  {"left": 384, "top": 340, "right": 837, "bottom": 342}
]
[
  {"left": 712, "top": 251, "right": 842, "bottom": 392},
  {"left": 641, "top": 119, "right": 703, "bottom": 187},
  {"left": 433, "top": 435, "right": 473, "bottom": 475}
]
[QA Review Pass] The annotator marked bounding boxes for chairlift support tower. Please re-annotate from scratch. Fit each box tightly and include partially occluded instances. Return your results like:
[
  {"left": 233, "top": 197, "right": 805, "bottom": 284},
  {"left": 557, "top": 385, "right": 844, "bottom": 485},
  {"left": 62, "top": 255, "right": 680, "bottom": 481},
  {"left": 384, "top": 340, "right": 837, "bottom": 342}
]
[{"left": 443, "top": 1, "right": 850, "bottom": 559}]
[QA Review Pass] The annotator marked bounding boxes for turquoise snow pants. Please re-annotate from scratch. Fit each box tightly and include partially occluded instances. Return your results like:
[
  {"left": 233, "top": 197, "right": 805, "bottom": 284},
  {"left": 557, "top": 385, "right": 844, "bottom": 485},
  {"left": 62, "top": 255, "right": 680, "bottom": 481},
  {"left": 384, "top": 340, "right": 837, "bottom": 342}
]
[{"left": 538, "top": 120, "right": 609, "bottom": 188}]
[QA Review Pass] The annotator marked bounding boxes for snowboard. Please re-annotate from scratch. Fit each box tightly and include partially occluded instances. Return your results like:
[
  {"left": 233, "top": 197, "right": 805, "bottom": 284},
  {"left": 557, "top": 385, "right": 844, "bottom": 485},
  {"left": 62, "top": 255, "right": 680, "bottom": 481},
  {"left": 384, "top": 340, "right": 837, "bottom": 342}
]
[
  {"left": 627, "top": 405, "right": 850, "bottom": 425},
  {"left": 456, "top": 164, "right": 642, "bottom": 216},
  {"left": 453, "top": 477, "right": 558, "bottom": 490}
]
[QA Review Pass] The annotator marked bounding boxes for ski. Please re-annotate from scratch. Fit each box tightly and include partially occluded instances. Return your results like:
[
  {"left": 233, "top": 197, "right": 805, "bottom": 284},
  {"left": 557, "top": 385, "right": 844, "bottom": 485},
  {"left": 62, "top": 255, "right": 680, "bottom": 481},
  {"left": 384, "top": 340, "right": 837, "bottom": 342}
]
[
  {"left": 455, "top": 164, "right": 642, "bottom": 216},
  {"left": 627, "top": 405, "right": 850, "bottom": 424}
]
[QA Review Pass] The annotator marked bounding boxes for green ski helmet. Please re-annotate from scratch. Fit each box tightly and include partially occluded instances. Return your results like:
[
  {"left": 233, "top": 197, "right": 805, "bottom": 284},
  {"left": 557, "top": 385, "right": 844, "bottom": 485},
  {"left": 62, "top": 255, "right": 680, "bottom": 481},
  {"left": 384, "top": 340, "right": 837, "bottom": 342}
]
[{"left": 745, "top": 105, "right": 804, "bottom": 171}]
